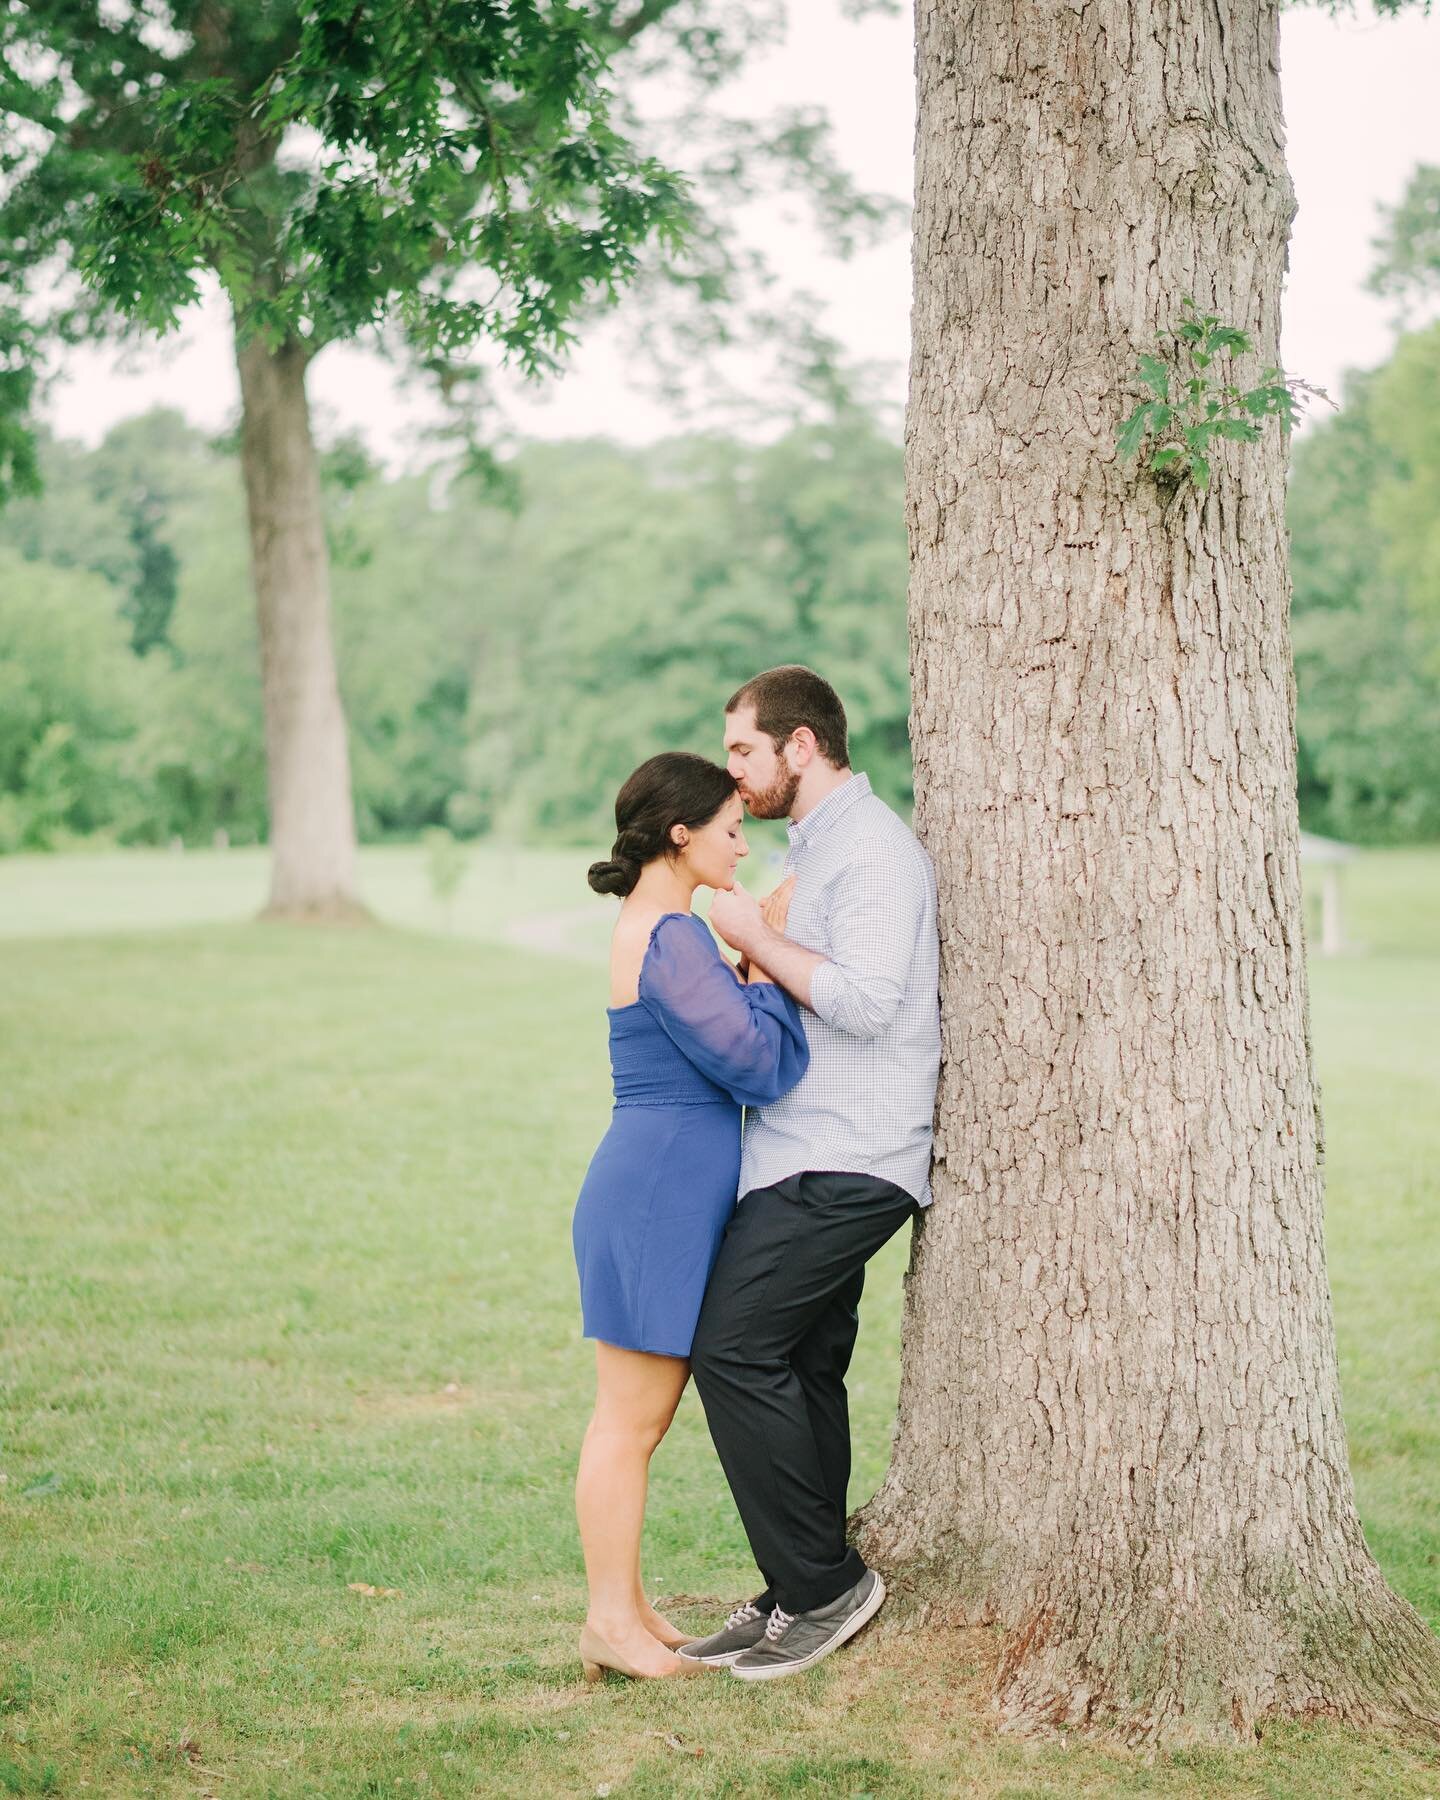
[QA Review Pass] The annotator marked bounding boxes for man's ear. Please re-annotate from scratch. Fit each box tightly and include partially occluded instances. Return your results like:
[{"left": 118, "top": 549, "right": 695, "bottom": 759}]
[{"left": 789, "top": 726, "right": 818, "bottom": 768}]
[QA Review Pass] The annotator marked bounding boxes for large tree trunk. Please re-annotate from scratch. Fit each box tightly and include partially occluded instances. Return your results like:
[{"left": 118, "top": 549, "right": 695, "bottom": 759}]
[
  {"left": 859, "top": 0, "right": 1440, "bottom": 1745},
  {"left": 234, "top": 328, "right": 361, "bottom": 918}
]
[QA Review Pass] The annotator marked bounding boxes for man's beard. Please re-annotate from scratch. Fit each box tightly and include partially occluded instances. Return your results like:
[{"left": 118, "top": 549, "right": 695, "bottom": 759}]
[{"left": 742, "top": 764, "right": 801, "bottom": 821}]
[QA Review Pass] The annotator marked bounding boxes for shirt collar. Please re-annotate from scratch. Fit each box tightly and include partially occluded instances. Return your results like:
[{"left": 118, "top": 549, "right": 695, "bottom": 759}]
[{"left": 787, "top": 771, "right": 871, "bottom": 850}]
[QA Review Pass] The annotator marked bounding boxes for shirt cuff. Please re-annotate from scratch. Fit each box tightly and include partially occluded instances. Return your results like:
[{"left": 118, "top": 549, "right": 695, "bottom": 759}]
[{"left": 808, "top": 958, "right": 844, "bottom": 1027}]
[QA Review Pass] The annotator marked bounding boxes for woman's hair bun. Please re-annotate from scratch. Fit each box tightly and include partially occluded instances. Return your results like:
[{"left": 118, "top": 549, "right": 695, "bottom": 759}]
[{"left": 587, "top": 854, "right": 640, "bottom": 897}]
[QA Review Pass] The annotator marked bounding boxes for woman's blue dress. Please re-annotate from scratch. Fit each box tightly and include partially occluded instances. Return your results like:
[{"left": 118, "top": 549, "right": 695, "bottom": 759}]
[{"left": 572, "top": 911, "right": 810, "bottom": 1358}]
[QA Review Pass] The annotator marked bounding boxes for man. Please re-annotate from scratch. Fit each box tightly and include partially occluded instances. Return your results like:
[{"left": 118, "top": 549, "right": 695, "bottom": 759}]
[{"left": 679, "top": 665, "right": 941, "bottom": 1681}]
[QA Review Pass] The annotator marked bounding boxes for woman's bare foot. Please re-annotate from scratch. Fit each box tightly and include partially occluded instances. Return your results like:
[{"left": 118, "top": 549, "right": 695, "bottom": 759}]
[
  {"left": 584, "top": 1615, "right": 689, "bottom": 1678},
  {"left": 638, "top": 1598, "right": 692, "bottom": 1648}
]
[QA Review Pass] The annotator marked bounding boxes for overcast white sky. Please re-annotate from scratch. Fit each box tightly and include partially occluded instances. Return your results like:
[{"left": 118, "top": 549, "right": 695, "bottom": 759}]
[{"left": 42, "top": 2, "right": 1440, "bottom": 461}]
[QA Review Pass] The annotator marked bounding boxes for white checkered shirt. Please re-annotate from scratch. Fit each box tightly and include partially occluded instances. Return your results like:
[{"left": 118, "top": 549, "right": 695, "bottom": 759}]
[{"left": 739, "top": 772, "right": 941, "bottom": 1207}]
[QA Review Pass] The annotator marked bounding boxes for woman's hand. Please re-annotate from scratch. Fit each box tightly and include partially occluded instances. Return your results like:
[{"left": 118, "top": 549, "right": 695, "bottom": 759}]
[
  {"left": 746, "top": 876, "right": 795, "bottom": 983},
  {"left": 761, "top": 875, "right": 795, "bottom": 934}
]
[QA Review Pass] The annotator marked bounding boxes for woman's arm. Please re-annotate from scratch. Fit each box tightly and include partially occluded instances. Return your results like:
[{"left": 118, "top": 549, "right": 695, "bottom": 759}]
[{"left": 639, "top": 913, "right": 810, "bottom": 1106}]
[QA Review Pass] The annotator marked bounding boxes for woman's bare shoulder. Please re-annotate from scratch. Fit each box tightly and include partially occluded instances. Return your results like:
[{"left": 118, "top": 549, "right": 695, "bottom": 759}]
[{"left": 611, "top": 903, "right": 677, "bottom": 949}]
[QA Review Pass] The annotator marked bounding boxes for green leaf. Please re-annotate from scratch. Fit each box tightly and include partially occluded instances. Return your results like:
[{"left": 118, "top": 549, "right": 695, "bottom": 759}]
[
  {"left": 1189, "top": 452, "right": 1211, "bottom": 490},
  {"left": 1150, "top": 445, "right": 1186, "bottom": 470},
  {"left": 1137, "top": 353, "right": 1170, "bottom": 399},
  {"left": 1116, "top": 403, "right": 1156, "bottom": 461},
  {"left": 1214, "top": 418, "right": 1260, "bottom": 442}
]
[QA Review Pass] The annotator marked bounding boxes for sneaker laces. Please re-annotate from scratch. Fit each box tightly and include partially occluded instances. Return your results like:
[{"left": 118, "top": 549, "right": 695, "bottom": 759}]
[
  {"left": 763, "top": 1604, "right": 796, "bottom": 1642},
  {"left": 725, "top": 1600, "right": 763, "bottom": 1631}
]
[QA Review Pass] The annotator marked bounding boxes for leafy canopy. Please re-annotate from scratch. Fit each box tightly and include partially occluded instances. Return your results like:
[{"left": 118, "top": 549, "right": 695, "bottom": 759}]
[{"left": 0, "top": 0, "right": 696, "bottom": 499}]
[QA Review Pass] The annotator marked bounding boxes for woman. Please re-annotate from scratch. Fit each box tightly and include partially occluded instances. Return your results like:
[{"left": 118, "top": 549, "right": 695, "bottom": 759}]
[{"left": 573, "top": 752, "right": 809, "bottom": 1682}]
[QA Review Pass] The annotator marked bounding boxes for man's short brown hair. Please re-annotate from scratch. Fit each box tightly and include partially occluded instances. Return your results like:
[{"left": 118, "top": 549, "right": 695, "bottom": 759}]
[{"left": 725, "top": 665, "right": 849, "bottom": 769}]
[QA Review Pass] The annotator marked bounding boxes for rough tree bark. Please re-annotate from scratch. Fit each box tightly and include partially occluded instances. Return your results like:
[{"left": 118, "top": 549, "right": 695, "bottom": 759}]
[
  {"left": 857, "top": 0, "right": 1440, "bottom": 1744},
  {"left": 234, "top": 327, "right": 361, "bottom": 919}
]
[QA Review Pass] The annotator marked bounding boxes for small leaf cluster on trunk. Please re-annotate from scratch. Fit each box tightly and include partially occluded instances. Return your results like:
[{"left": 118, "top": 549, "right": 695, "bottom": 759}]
[{"left": 1117, "top": 299, "right": 1321, "bottom": 493}]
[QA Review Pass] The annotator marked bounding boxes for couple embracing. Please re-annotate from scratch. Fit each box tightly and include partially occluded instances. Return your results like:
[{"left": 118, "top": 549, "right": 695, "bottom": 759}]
[{"left": 571, "top": 665, "right": 941, "bottom": 1683}]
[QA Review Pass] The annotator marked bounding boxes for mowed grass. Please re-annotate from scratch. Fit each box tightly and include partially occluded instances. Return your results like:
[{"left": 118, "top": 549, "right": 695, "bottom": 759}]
[
  {"left": 0, "top": 844, "right": 595, "bottom": 944},
  {"left": 0, "top": 836, "right": 792, "bottom": 953},
  {"left": 1, "top": 849, "right": 1438, "bottom": 1797}
]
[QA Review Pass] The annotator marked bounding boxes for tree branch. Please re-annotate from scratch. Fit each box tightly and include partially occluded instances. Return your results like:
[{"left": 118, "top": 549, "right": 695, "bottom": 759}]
[{"left": 609, "top": 0, "right": 689, "bottom": 47}]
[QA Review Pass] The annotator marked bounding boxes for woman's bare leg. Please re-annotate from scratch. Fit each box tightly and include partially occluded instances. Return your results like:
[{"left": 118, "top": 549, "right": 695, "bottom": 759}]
[
  {"left": 575, "top": 1342, "right": 691, "bottom": 1671},
  {"left": 635, "top": 1577, "right": 690, "bottom": 1648}
]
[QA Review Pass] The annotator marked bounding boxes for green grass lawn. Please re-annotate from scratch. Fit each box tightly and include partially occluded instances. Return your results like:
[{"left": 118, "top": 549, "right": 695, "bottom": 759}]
[
  {"left": 0, "top": 836, "right": 794, "bottom": 953},
  {"left": 0, "top": 844, "right": 594, "bottom": 943},
  {"left": 1, "top": 848, "right": 1438, "bottom": 1797}
]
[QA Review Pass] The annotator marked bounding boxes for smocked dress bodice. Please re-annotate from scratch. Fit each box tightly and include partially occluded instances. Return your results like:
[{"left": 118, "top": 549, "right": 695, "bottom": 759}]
[
  {"left": 608, "top": 1007, "right": 734, "bottom": 1108},
  {"left": 572, "top": 911, "right": 811, "bottom": 1357}
]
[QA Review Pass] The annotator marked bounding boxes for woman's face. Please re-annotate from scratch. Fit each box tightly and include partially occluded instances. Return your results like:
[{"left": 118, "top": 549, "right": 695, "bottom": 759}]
[{"left": 679, "top": 793, "right": 749, "bottom": 891}]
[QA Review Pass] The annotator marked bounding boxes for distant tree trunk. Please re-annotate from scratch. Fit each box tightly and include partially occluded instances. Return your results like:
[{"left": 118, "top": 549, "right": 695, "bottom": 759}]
[
  {"left": 859, "top": 0, "right": 1440, "bottom": 1745},
  {"left": 234, "top": 327, "right": 361, "bottom": 918}
]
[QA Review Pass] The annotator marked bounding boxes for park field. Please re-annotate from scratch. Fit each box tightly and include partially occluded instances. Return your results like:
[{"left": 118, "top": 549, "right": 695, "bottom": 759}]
[{"left": 1, "top": 845, "right": 1438, "bottom": 1797}]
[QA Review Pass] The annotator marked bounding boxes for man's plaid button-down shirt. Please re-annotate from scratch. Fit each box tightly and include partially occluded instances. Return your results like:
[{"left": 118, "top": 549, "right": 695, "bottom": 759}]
[{"left": 739, "top": 772, "right": 941, "bottom": 1207}]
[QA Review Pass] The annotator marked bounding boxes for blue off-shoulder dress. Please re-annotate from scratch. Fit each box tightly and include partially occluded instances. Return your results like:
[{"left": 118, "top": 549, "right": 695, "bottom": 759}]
[{"left": 573, "top": 911, "right": 810, "bottom": 1358}]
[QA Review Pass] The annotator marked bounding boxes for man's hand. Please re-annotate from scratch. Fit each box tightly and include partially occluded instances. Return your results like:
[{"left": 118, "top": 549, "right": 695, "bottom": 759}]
[{"left": 710, "top": 880, "right": 765, "bottom": 955}]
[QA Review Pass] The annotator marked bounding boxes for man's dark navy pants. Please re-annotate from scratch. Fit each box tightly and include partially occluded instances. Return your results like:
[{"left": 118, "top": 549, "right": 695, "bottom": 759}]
[{"left": 689, "top": 1170, "right": 918, "bottom": 1617}]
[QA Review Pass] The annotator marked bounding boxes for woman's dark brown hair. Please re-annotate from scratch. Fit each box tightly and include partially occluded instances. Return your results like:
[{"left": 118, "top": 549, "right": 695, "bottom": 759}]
[{"left": 587, "top": 752, "right": 739, "bottom": 898}]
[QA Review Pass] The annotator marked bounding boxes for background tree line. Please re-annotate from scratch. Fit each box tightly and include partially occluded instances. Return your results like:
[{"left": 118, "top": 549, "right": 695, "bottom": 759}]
[{"left": 2, "top": 318, "right": 1438, "bottom": 858}]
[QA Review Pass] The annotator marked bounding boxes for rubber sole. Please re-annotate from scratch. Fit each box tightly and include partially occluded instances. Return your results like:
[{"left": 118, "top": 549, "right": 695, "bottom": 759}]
[
  {"left": 727, "top": 1573, "right": 887, "bottom": 1681},
  {"left": 675, "top": 1646, "right": 751, "bottom": 1669}
]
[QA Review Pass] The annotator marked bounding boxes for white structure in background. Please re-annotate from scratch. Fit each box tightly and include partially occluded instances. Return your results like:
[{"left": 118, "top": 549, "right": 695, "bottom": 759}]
[{"left": 1299, "top": 831, "right": 1356, "bottom": 957}]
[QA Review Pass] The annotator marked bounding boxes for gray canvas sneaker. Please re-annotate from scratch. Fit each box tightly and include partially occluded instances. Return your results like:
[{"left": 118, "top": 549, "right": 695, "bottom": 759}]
[
  {"left": 728, "top": 1569, "right": 886, "bottom": 1681},
  {"left": 673, "top": 1598, "right": 770, "bottom": 1668}
]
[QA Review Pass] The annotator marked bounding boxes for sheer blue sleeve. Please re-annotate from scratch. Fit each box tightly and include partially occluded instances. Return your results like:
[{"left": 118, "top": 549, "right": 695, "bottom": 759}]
[{"left": 638, "top": 914, "right": 810, "bottom": 1107}]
